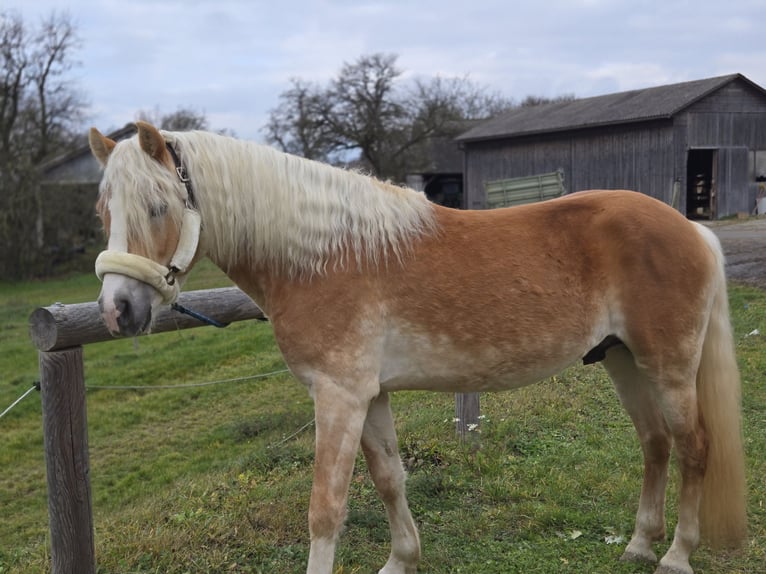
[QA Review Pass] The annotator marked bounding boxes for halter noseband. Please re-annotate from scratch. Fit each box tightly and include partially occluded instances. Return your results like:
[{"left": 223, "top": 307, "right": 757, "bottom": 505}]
[{"left": 95, "top": 142, "right": 202, "bottom": 305}]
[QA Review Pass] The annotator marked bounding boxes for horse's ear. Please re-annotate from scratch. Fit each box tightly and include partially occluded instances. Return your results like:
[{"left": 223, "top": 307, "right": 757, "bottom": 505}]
[
  {"left": 89, "top": 128, "right": 116, "bottom": 166},
  {"left": 135, "top": 120, "right": 168, "bottom": 163}
]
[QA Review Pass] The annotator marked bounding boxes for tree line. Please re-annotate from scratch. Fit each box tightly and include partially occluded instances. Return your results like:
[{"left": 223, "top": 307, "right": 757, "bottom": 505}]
[{"left": 0, "top": 10, "right": 572, "bottom": 279}]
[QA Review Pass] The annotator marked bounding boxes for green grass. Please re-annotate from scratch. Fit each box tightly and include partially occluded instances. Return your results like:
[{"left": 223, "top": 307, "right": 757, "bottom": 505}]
[{"left": 1, "top": 265, "right": 764, "bottom": 573}]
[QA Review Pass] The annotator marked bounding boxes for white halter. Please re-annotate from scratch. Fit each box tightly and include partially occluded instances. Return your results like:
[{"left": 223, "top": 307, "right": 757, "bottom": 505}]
[
  {"left": 95, "top": 207, "right": 201, "bottom": 304},
  {"left": 95, "top": 142, "right": 201, "bottom": 305}
]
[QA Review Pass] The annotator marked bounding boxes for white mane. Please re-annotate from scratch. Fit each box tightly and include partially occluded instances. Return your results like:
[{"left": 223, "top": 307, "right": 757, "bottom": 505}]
[{"left": 157, "top": 130, "right": 438, "bottom": 276}]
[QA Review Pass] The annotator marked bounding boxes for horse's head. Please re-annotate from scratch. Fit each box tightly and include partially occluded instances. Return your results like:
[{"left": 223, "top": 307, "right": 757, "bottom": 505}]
[{"left": 89, "top": 121, "right": 202, "bottom": 336}]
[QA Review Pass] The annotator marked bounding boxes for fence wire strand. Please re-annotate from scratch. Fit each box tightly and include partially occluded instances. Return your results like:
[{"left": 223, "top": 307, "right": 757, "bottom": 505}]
[
  {"left": 84, "top": 368, "right": 291, "bottom": 391},
  {"left": 0, "top": 383, "right": 39, "bottom": 420},
  {"left": 1, "top": 369, "right": 292, "bottom": 423}
]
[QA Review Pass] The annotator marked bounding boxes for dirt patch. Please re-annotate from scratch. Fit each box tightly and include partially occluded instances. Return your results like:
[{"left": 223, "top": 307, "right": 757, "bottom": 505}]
[{"left": 706, "top": 218, "right": 766, "bottom": 290}]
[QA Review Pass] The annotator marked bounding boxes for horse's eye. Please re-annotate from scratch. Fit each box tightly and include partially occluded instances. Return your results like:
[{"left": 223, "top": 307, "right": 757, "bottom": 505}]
[{"left": 149, "top": 202, "right": 168, "bottom": 218}]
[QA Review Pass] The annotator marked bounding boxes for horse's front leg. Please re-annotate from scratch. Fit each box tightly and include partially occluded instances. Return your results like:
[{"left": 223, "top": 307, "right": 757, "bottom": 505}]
[
  {"left": 361, "top": 392, "right": 420, "bottom": 574},
  {"left": 306, "top": 375, "right": 373, "bottom": 574}
]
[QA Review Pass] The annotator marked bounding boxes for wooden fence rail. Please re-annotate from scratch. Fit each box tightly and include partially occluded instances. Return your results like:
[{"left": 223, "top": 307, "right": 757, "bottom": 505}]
[{"left": 28, "top": 286, "right": 478, "bottom": 574}]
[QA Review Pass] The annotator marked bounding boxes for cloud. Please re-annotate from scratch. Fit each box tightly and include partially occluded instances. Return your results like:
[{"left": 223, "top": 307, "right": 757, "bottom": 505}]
[{"left": 5, "top": 0, "right": 766, "bottom": 140}]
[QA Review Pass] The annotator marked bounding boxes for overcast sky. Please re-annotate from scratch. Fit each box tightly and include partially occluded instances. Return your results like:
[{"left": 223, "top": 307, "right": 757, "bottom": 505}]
[{"left": 5, "top": 0, "right": 766, "bottom": 141}]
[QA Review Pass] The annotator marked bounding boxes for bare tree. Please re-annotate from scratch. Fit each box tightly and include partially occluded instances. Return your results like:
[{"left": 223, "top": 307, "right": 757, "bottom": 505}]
[
  {"left": 264, "top": 79, "right": 335, "bottom": 160},
  {"left": 264, "top": 53, "right": 515, "bottom": 181},
  {"left": 519, "top": 93, "right": 576, "bottom": 107},
  {"left": 136, "top": 105, "right": 209, "bottom": 131},
  {"left": 0, "top": 10, "right": 86, "bottom": 278}
]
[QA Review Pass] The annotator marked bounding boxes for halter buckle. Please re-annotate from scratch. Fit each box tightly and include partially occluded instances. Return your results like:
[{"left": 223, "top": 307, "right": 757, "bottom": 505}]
[{"left": 165, "top": 266, "right": 180, "bottom": 286}]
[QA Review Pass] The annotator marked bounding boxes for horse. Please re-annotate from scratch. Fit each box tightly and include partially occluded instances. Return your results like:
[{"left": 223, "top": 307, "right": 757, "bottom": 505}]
[{"left": 88, "top": 121, "right": 746, "bottom": 574}]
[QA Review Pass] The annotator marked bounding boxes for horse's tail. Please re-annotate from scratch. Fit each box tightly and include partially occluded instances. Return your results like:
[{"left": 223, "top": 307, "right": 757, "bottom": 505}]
[{"left": 694, "top": 223, "right": 747, "bottom": 548}]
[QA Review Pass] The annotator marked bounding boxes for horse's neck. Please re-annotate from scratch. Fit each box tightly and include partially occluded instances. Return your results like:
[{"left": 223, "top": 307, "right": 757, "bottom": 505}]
[{"left": 183, "top": 131, "right": 436, "bottom": 289}]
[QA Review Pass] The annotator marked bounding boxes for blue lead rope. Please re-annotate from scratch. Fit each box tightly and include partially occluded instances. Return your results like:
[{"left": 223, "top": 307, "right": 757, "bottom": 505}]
[{"left": 171, "top": 302, "right": 230, "bottom": 328}]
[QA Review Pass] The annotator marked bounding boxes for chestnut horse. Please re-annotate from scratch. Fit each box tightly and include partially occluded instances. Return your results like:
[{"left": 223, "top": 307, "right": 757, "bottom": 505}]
[{"left": 89, "top": 122, "right": 746, "bottom": 574}]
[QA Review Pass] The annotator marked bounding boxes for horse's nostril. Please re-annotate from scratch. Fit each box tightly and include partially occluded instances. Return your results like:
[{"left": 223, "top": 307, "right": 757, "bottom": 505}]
[
  {"left": 113, "top": 294, "right": 152, "bottom": 336},
  {"left": 115, "top": 297, "right": 133, "bottom": 327},
  {"left": 115, "top": 297, "right": 129, "bottom": 315}
]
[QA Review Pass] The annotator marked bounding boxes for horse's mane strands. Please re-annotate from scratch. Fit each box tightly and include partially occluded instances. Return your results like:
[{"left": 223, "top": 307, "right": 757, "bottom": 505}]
[
  {"left": 99, "top": 137, "right": 187, "bottom": 247},
  {"left": 161, "top": 130, "right": 438, "bottom": 276}
]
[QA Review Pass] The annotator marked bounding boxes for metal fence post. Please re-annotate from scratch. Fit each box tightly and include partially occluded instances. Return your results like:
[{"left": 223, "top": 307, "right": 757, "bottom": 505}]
[{"left": 455, "top": 392, "right": 480, "bottom": 445}]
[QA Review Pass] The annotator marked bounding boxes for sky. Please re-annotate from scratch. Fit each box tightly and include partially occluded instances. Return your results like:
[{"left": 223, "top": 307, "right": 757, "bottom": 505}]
[{"left": 5, "top": 0, "right": 766, "bottom": 141}]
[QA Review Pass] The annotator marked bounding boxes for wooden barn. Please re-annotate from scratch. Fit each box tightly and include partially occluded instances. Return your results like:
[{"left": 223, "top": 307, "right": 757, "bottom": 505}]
[{"left": 456, "top": 73, "right": 766, "bottom": 219}]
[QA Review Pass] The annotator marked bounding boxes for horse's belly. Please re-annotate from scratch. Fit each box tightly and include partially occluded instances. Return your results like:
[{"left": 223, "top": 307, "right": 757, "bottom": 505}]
[{"left": 378, "top": 324, "right": 581, "bottom": 393}]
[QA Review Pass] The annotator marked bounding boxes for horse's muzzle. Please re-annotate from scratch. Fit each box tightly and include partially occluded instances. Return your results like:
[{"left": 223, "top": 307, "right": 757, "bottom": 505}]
[{"left": 98, "top": 274, "right": 156, "bottom": 337}]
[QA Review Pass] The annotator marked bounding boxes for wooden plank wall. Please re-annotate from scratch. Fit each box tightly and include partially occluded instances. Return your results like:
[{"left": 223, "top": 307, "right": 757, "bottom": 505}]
[
  {"left": 682, "top": 82, "right": 766, "bottom": 215},
  {"left": 463, "top": 79, "right": 766, "bottom": 217},
  {"left": 464, "top": 122, "right": 675, "bottom": 209}
]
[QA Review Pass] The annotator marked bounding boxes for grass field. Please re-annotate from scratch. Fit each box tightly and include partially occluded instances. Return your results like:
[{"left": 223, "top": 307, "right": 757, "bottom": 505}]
[{"left": 1, "top": 261, "right": 764, "bottom": 573}]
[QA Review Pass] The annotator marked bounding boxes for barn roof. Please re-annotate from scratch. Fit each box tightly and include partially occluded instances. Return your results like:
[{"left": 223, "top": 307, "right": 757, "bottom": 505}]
[
  {"left": 457, "top": 73, "right": 766, "bottom": 143},
  {"left": 41, "top": 123, "right": 135, "bottom": 172}
]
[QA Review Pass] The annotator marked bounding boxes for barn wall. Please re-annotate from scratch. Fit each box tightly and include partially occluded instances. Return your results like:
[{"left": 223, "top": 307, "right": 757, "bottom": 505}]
[
  {"left": 686, "top": 112, "right": 766, "bottom": 149},
  {"left": 463, "top": 79, "right": 766, "bottom": 217},
  {"left": 685, "top": 81, "right": 766, "bottom": 115},
  {"left": 717, "top": 147, "right": 753, "bottom": 216},
  {"left": 463, "top": 137, "right": 570, "bottom": 208},
  {"left": 464, "top": 121, "right": 675, "bottom": 209},
  {"left": 678, "top": 80, "right": 766, "bottom": 215},
  {"left": 569, "top": 122, "right": 675, "bottom": 202}
]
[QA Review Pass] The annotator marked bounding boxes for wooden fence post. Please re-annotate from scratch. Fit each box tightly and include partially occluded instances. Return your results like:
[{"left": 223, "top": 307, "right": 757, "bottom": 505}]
[{"left": 39, "top": 346, "right": 96, "bottom": 574}]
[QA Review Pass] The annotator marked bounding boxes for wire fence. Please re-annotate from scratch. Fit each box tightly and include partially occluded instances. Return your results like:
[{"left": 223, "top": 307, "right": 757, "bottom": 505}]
[
  {"left": 0, "top": 382, "right": 40, "bottom": 420},
  {"left": 0, "top": 368, "right": 291, "bottom": 422}
]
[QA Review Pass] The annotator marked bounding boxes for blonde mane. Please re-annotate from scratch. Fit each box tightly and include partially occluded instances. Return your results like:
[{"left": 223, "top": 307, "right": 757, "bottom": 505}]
[{"left": 104, "top": 129, "right": 438, "bottom": 276}]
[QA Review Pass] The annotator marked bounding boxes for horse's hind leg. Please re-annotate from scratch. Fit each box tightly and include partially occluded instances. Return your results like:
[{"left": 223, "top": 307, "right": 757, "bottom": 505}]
[
  {"left": 360, "top": 393, "right": 420, "bottom": 574},
  {"left": 652, "top": 381, "right": 707, "bottom": 574},
  {"left": 603, "top": 346, "right": 672, "bottom": 564}
]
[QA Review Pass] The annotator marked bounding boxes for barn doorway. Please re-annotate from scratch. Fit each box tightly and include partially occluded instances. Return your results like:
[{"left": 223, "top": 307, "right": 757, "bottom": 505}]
[
  {"left": 423, "top": 174, "right": 463, "bottom": 208},
  {"left": 686, "top": 149, "right": 718, "bottom": 219}
]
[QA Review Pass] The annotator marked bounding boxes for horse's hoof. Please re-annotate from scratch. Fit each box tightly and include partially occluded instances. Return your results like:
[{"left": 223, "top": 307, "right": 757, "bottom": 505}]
[
  {"left": 621, "top": 548, "right": 657, "bottom": 564},
  {"left": 653, "top": 566, "right": 693, "bottom": 574}
]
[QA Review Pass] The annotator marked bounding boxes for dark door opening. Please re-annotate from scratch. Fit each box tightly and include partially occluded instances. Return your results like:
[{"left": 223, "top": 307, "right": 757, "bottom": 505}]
[
  {"left": 424, "top": 174, "right": 463, "bottom": 209},
  {"left": 686, "top": 149, "right": 717, "bottom": 219}
]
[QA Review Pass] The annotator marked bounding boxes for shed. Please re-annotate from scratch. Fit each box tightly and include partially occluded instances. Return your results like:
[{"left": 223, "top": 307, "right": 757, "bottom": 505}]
[{"left": 457, "top": 73, "right": 766, "bottom": 218}]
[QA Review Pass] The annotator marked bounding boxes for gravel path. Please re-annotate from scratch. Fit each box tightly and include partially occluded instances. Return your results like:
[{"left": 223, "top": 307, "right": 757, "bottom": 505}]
[{"left": 707, "top": 218, "right": 766, "bottom": 290}]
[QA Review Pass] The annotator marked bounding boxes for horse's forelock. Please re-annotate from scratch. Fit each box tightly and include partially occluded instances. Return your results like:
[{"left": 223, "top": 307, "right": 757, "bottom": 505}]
[{"left": 99, "top": 136, "right": 186, "bottom": 253}]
